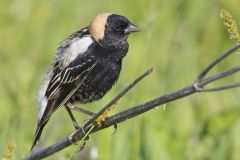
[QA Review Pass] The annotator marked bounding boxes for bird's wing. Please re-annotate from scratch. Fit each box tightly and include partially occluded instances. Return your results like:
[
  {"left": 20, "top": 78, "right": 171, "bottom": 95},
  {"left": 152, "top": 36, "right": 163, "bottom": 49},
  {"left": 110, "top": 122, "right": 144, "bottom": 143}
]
[
  {"left": 31, "top": 28, "right": 95, "bottom": 151},
  {"left": 37, "top": 28, "right": 94, "bottom": 126},
  {"left": 31, "top": 56, "right": 96, "bottom": 151},
  {"left": 39, "top": 57, "right": 96, "bottom": 126}
]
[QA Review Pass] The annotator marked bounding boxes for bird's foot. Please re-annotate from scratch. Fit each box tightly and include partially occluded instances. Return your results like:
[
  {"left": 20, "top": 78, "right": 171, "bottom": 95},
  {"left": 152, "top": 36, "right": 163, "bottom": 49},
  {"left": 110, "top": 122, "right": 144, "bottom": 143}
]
[
  {"left": 68, "top": 131, "right": 90, "bottom": 148},
  {"left": 68, "top": 132, "right": 79, "bottom": 145},
  {"left": 81, "top": 119, "right": 90, "bottom": 135}
]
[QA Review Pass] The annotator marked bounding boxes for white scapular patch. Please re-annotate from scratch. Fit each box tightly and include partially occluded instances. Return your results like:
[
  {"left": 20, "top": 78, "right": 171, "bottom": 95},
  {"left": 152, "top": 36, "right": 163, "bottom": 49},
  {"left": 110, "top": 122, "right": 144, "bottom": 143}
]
[
  {"left": 70, "top": 36, "right": 93, "bottom": 56},
  {"left": 61, "top": 36, "right": 93, "bottom": 68}
]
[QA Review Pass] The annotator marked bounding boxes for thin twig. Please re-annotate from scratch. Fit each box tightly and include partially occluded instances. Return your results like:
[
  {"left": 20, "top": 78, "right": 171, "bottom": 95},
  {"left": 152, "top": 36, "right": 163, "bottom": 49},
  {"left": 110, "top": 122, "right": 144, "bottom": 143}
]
[
  {"left": 196, "top": 82, "right": 240, "bottom": 92},
  {"left": 197, "top": 44, "right": 240, "bottom": 80},
  {"left": 198, "top": 66, "right": 240, "bottom": 86}
]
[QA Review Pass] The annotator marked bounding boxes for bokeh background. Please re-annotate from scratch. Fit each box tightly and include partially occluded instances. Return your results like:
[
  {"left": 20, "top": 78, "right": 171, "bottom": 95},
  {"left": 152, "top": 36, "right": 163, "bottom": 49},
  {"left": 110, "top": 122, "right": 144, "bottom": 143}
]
[{"left": 1, "top": 0, "right": 240, "bottom": 159}]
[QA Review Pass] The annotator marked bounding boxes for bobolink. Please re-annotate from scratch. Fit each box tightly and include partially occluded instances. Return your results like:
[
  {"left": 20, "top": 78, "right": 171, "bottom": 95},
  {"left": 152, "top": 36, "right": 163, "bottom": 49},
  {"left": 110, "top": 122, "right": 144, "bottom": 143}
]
[{"left": 31, "top": 13, "right": 139, "bottom": 151}]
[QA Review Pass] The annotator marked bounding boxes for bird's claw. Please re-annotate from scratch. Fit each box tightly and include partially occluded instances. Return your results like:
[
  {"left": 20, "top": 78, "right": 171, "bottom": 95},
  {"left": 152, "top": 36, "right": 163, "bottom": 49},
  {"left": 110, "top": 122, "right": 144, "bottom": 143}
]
[
  {"left": 81, "top": 119, "right": 89, "bottom": 135},
  {"left": 111, "top": 123, "right": 118, "bottom": 135},
  {"left": 67, "top": 133, "right": 79, "bottom": 145}
]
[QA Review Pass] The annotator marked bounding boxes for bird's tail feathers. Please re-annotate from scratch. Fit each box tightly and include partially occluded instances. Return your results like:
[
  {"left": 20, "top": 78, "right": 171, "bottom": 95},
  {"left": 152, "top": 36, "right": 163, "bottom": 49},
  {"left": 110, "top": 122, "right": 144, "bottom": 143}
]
[{"left": 30, "top": 122, "right": 47, "bottom": 153}]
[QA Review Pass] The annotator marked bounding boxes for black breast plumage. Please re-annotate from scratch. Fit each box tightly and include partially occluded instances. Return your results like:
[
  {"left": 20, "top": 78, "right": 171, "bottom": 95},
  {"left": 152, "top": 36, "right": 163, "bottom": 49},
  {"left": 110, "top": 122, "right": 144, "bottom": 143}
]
[{"left": 69, "top": 41, "right": 126, "bottom": 104}]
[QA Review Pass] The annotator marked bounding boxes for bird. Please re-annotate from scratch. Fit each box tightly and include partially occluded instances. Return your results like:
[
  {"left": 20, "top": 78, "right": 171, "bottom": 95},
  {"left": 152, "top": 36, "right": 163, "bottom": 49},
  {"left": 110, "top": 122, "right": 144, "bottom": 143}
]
[{"left": 31, "top": 12, "right": 140, "bottom": 151}]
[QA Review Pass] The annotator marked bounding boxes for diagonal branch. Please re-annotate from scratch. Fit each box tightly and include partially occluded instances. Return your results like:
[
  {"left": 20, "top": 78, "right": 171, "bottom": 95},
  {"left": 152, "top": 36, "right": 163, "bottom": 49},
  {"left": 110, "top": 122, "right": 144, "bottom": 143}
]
[{"left": 24, "top": 44, "right": 240, "bottom": 160}]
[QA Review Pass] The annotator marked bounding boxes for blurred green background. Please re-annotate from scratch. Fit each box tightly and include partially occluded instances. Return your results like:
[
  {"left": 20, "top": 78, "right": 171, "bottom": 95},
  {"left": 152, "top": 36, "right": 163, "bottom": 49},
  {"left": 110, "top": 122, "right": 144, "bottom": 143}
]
[{"left": 1, "top": 0, "right": 240, "bottom": 159}]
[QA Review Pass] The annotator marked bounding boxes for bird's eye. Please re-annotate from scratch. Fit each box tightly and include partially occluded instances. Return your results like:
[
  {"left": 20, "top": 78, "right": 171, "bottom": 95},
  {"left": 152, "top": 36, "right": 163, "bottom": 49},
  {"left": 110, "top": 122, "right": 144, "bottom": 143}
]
[{"left": 115, "top": 23, "right": 121, "bottom": 31}]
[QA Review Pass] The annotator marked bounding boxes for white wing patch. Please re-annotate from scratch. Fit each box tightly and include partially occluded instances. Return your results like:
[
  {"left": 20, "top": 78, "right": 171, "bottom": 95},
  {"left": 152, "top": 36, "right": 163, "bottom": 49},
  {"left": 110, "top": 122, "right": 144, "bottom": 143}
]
[{"left": 60, "top": 36, "right": 93, "bottom": 68}]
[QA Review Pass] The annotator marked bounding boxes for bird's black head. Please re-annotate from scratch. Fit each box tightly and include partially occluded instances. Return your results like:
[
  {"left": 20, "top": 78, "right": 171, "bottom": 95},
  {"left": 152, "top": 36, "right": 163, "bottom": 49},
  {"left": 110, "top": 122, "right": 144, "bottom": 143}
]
[
  {"left": 89, "top": 13, "right": 140, "bottom": 49},
  {"left": 105, "top": 14, "right": 140, "bottom": 41}
]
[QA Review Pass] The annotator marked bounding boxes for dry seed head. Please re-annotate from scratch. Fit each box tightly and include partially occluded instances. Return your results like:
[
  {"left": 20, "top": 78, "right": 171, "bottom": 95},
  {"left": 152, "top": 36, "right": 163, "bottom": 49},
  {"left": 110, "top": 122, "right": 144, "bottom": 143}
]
[
  {"left": 2, "top": 140, "right": 16, "bottom": 160},
  {"left": 220, "top": 9, "right": 240, "bottom": 44}
]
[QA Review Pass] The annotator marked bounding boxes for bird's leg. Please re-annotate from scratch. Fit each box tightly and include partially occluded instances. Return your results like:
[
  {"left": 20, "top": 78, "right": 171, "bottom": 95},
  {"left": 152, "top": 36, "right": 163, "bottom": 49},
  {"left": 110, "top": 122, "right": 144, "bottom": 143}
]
[
  {"left": 68, "top": 105, "right": 96, "bottom": 117},
  {"left": 66, "top": 104, "right": 96, "bottom": 134},
  {"left": 65, "top": 105, "right": 80, "bottom": 130}
]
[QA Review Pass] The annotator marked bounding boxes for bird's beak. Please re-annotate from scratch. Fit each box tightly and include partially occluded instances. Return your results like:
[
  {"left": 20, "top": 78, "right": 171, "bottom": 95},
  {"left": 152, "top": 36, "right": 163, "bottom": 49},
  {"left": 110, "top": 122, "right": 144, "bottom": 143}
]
[{"left": 125, "top": 24, "right": 140, "bottom": 34}]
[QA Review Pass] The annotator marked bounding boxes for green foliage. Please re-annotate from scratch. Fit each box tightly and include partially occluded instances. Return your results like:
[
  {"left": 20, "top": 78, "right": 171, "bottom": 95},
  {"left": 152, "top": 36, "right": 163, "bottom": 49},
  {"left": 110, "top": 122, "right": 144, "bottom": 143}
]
[{"left": 0, "top": 0, "right": 240, "bottom": 159}]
